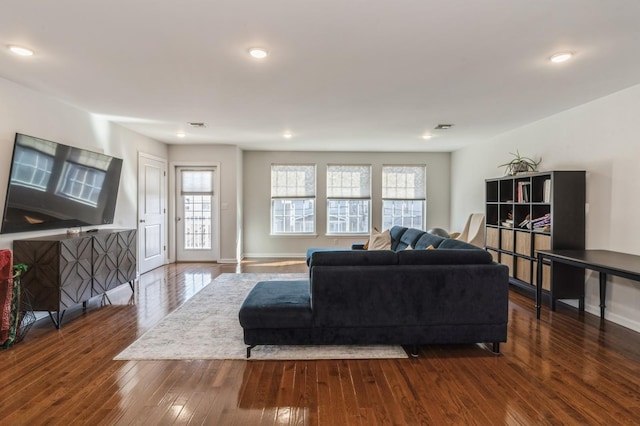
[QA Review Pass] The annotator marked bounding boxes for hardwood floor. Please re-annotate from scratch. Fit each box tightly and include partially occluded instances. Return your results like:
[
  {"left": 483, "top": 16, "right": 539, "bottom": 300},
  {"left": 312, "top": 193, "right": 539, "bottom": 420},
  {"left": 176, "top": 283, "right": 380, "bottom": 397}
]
[{"left": 2, "top": 259, "right": 640, "bottom": 425}]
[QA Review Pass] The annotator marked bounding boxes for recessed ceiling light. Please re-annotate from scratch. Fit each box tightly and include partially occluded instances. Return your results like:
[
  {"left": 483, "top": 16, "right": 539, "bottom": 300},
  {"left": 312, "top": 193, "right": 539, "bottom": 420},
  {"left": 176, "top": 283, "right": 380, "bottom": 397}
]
[
  {"left": 8, "top": 45, "right": 34, "bottom": 56},
  {"left": 249, "top": 48, "right": 268, "bottom": 59},
  {"left": 283, "top": 131, "right": 293, "bottom": 139},
  {"left": 422, "top": 134, "right": 433, "bottom": 140},
  {"left": 176, "top": 132, "right": 186, "bottom": 138},
  {"left": 550, "top": 52, "right": 573, "bottom": 63}
]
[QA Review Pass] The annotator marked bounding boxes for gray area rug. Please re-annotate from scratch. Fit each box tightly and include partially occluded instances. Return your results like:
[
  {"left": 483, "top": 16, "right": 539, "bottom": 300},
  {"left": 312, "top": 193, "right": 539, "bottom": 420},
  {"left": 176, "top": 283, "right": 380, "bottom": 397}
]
[{"left": 114, "top": 273, "right": 408, "bottom": 361}]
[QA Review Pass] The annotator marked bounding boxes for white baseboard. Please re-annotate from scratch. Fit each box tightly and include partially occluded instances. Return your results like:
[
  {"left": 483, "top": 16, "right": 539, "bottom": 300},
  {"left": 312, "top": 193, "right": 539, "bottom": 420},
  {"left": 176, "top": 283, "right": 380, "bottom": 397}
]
[
  {"left": 217, "top": 258, "right": 238, "bottom": 264},
  {"left": 584, "top": 303, "right": 640, "bottom": 333}
]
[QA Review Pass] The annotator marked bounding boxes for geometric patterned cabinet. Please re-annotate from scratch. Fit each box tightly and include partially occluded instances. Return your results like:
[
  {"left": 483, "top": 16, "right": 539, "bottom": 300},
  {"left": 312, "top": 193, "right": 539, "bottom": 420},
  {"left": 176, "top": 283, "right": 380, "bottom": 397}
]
[{"left": 13, "top": 229, "right": 137, "bottom": 328}]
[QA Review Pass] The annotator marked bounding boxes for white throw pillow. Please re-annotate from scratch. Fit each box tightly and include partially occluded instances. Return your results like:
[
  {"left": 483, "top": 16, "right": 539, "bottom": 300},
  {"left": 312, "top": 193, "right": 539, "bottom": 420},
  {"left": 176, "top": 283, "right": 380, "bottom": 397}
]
[{"left": 368, "top": 228, "right": 391, "bottom": 250}]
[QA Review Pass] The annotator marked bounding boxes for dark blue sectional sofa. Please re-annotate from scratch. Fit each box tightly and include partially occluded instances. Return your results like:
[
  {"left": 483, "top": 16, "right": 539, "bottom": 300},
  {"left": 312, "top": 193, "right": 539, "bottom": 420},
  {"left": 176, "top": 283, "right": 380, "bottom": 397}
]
[{"left": 239, "top": 226, "right": 510, "bottom": 357}]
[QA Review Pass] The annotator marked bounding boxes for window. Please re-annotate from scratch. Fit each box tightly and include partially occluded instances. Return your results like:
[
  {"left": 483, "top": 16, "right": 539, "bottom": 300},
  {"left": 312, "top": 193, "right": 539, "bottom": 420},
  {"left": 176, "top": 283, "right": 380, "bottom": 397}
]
[
  {"left": 327, "top": 165, "right": 370, "bottom": 234},
  {"left": 271, "top": 164, "right": 316, "bottom": 234},
  {"left": 181, "top": 170, "right": 213, "bottom": 250},
  {"left": 382, "top": 165, "right": 426, "bottom": 229}
]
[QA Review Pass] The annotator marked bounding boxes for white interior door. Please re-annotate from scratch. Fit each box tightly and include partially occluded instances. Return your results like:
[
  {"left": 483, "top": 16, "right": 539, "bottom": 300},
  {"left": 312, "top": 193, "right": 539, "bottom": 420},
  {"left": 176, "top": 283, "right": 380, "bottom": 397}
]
[
  {"left": 176, "top": 167, "right": 219, "bottom": 262},
  {"left": 138, "top": 153, "right": 167, "bottom": 273}
]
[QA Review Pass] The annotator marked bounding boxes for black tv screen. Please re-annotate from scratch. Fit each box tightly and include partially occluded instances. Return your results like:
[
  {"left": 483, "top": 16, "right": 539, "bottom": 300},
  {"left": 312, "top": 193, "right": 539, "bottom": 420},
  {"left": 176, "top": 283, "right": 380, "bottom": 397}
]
[{"left": 1, "top": 133, "right": 123, "bottom": 234}]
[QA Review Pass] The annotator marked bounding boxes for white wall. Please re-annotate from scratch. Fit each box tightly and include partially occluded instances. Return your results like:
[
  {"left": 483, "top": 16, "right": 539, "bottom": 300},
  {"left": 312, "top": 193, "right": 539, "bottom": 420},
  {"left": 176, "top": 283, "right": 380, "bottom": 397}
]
[
  {"left": 0, "top": 76, "right": 168, "bottom": 250},
  {"left": 452, "top": 83, "right": 640, "bottom": 331},
  {"left": 168, "top": 144, "right": 241, "bottom": 262},
  {"left": 243, "top": 151, "right": 451, "bottom": 257}
]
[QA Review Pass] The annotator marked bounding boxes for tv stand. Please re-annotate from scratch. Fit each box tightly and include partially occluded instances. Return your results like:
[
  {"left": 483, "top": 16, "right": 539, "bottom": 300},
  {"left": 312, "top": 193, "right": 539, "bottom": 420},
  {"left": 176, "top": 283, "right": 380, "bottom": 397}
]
[{"left": 13, "top": 229, "right": 137, "bottom": 329}]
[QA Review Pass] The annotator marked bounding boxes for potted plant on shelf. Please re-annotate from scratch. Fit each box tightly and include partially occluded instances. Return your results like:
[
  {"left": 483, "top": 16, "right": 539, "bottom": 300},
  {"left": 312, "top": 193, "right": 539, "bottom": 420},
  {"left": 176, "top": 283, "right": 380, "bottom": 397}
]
[{"left": 499, "top": 150, "right": 541, "bottom": 175}]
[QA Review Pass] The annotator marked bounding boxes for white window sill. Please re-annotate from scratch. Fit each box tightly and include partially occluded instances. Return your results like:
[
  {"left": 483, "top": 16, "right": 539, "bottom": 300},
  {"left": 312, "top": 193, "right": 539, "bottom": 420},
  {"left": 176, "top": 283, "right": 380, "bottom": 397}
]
[{"left": 269, "top": 233, "right": 318, "bottom": 238}]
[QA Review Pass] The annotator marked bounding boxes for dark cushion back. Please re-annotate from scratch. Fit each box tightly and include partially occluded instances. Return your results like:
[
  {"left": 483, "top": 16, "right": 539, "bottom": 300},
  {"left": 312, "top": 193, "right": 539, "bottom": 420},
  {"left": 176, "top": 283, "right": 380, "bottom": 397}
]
[
  {"left": 397, "top": 249, "right": 493, "bottom": 265},
  {"left": 396, "top": 227, "right": 425, "bottom": 250},
  {"left": 438, "top": 238, "right": 482, "bottom": 250},
  {"left": 414, "top": 233, "right": 446, "bottom": 249},
  {"left": 310, "top": 250, "right": 398, "bottom": 267},
  {"left": 389, "top": 226, "right": 408, "bottom": 250}
]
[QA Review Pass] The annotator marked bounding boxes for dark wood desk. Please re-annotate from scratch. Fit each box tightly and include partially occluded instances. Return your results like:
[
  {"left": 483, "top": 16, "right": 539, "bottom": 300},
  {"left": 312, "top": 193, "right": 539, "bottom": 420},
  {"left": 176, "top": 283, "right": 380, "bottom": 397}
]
[{"left": 536, "top": 250, "right": 640, "bottom": 319}]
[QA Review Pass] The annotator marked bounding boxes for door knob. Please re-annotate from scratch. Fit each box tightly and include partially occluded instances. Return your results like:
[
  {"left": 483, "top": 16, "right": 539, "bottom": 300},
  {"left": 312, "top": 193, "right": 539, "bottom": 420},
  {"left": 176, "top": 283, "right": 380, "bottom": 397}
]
[{"left": 139, "top": 219, "right": 145, "bottom": 223}]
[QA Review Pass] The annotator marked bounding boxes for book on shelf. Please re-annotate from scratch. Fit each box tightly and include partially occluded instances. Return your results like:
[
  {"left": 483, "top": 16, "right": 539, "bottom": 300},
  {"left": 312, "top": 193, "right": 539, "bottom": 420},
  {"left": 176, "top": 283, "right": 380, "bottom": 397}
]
[
  {"left": 510, "top": 213, "right": 550, "bottom": 230},
  {"left": 530, "top": 213, "right": 551, "bottom": 230},
  {"left": 518, "top": 214, "right": 531, "bottom": 228},
  {"left": 543, "top": 179, "right": 551, "bottom": 203},
  {"left": 516, "top": 182, "right": 531, "bottom": 202},
  {"left": 531, "top": 213, "right": 550, "bottom": 224}
]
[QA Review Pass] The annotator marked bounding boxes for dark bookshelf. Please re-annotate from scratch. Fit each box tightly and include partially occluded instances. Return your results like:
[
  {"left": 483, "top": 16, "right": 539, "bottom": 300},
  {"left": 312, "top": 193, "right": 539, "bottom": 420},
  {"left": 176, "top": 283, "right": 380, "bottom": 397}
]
[{"left": 485, "top": 171, "right": 586, "bottom": 304}]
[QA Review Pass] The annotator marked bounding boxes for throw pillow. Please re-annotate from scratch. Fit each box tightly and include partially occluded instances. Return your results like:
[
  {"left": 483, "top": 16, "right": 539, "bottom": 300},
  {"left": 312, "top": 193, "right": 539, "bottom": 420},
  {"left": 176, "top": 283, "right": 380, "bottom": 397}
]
[
  {"left": 405, "top": 245, "right": 413, "bottom": 250},
  {"left": 363, "top": 227, "right": 379, "bottom": 250},
  {"left": 369, "top": 228, "right": 391, "bottom": 250},
  {"left": 425, "top": 245, "right": 435, "bottom": 250}
]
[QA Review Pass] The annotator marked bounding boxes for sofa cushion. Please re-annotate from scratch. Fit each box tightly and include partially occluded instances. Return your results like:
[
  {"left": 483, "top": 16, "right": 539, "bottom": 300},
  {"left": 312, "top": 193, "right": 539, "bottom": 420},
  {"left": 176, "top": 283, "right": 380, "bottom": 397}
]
[
  {"left": 414, "top": 232, "right": 446, "bottom": 249},
  {"left": 396, "top": 227, "right": 425, "bottom": 250},
  {"left": 438, "top": 238, "right": 482, "bottom": 250},
  {"left": 397, "top": 249, "right": 493, "bottom": 265},
  {"left": 389, "top": 226, "right": 408, "bottom": 250},
  {"left": 306, "top": 247, "right": 351, "bottom": 265},
  {"left": 239, "top": 280, "right": 312, "bottom": 329},
  {"left": 310, "top": 250, "right": 398, "bottom": 267}
]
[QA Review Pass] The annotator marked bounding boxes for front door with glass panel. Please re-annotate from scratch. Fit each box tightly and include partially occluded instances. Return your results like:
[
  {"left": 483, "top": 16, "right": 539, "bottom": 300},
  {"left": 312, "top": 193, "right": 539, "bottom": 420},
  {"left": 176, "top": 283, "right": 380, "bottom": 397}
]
[{"left": 176, "top": 167, "right": 219, "bottom": 262}]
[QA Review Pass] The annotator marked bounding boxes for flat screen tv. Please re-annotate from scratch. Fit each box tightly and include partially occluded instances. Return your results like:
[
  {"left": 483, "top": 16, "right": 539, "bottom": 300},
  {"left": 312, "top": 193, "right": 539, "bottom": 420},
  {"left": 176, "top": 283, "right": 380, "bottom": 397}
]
[{"left": 1, "top": 133, "right": 123, "bottom": 234}]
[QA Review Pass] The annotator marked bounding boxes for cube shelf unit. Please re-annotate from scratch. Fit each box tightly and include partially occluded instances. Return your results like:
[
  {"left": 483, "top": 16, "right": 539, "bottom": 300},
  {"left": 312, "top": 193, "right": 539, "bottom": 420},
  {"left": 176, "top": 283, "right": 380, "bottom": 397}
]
[{"left": 485, "top": 171, "right": 586, "bottom": 301}]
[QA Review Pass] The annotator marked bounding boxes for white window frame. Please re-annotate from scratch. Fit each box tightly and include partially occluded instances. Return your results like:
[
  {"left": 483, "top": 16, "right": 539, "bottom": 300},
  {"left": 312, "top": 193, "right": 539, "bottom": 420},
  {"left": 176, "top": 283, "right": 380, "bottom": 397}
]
[
  {"left": 382, "top": 165, "right": 426, "bottom": 230},
  {"left": 180, "top": 169, "right": 214, "bottom": 250},
  {"left": 270, "top": 164, "right": 316, "bottom": 235},
  {"left": 326, "top": 164, "right": 371, "bottom": 235}
]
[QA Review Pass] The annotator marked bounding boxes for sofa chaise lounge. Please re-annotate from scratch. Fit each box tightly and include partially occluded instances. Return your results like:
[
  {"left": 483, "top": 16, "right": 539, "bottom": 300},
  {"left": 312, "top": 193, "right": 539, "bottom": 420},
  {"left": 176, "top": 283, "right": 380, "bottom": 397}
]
[{"left": 239, "top": 227, "right": 510, "bottom": 357}]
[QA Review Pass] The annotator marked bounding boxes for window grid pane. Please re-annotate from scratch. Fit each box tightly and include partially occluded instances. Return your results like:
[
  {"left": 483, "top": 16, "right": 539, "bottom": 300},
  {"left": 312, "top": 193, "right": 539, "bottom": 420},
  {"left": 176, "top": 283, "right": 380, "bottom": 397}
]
[
  {"left": 382, "top": 200, "right": 425, "bottom": 230},
  {"left": 382, "top": 166, "right": 426, "bottom": 230},
  {"left": 271, "top": 165, "right": 316, "bottom": 234},
  {"left": 327, "top": 199, "right": 370, "bottom": 234},
  {"left": 327, "top": 165, "right": 371, "bottom": 233},
  {"left": 271, "top": 199, "right": 315, "bottom": 234},
  {"left": 184, "top": 195, "right": 212, "bottom": 249}
]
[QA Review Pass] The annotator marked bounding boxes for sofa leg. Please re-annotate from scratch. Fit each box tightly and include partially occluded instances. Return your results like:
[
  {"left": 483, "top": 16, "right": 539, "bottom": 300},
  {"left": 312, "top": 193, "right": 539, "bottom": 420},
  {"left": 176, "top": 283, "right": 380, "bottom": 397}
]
[
  {"left": 246, "top": 345, "right": 256, "bottom": 359},
  {"left": 410, "top": 345, "right": 419, "bottom": 358},
  {"left": 492, "top": 342, "right": 500, "bottom": 354}
]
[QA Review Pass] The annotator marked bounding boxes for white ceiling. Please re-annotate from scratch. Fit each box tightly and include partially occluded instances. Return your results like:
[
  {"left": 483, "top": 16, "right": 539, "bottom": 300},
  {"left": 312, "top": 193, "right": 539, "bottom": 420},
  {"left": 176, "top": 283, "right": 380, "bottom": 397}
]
[{"left": 1, "top": 0, "right": 640, "bottom": 152}]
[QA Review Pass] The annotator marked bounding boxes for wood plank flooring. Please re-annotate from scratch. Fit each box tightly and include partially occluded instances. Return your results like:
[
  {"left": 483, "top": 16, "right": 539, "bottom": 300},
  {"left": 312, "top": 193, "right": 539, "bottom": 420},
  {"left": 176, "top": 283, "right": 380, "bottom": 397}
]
[{"left": 2, "top": 259, "right": 640, "bottom": 425}]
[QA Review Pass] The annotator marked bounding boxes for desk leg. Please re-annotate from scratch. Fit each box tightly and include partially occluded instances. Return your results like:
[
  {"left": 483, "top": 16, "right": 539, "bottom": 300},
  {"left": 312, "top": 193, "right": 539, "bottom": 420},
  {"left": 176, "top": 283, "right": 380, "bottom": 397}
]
[
  {"left": 599, "top": 272, "right": 607, "bottom": 319},
  {"left": 536, "top": 256, "right": 543, "bottom": 319}
]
